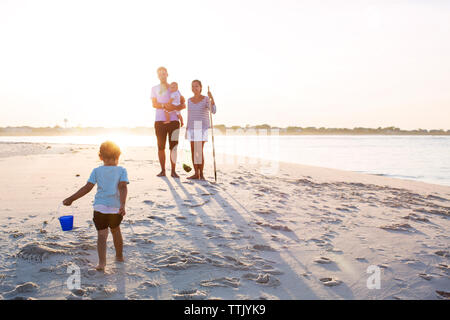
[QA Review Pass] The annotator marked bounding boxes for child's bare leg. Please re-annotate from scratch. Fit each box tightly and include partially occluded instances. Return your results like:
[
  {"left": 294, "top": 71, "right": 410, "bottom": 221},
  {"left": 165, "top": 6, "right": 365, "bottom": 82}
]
[
  {"left": 110, "top": 226, "right": 124, "bottom": 262},
  {"left": 164, "top": 110, "right": 170, "bottom": 124},
  {"left": 199, "top": 142, "right": 205, "bottom": 180},
  {"left": 96, "top": 229, "right": 108, "bottom": 270},
  {"left": 187, "top": 141, "right": 200, "bottom": 179},
  {"left": 178, "top": 114, "right": 184, "bottom": 127}
]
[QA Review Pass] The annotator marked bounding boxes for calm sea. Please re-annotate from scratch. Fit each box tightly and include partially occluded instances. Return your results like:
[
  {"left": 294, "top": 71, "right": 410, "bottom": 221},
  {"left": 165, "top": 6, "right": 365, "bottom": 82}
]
[{"left": 1, "top": 134, "right": 449, "bottom": 186}]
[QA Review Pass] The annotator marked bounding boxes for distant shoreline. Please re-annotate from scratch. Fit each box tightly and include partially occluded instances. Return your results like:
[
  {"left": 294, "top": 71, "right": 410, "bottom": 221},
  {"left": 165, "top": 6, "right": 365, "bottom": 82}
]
[
  {"left": 2, "top": 133, "right": 450, "bottom": 136},
  {"left": 1, "top": 126, "right": 449, "bottom": 136}
]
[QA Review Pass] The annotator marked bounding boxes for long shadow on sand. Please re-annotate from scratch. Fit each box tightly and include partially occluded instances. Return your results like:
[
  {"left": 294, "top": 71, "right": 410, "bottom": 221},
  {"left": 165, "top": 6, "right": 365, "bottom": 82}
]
[
  {"left": 210, "top": 181, "right": 355, "bottom": 300},
  {"left": 160, "top": 177, "right": 323, "bottom": 299}
]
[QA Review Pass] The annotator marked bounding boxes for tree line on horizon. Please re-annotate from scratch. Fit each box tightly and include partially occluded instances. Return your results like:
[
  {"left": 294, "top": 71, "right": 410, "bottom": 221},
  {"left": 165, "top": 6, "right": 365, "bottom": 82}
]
[{"left": 0, "top": 125, "right": 449, "bottom": 136}]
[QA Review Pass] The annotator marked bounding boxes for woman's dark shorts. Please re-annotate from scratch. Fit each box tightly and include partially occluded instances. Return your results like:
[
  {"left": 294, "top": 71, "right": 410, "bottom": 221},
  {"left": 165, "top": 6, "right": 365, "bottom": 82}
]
[
  {"left": 155, "top": 121, "right": 180, "bottom": 151},
  {"left": 93, "top": 211, "right": 123, "bottom": 230}
]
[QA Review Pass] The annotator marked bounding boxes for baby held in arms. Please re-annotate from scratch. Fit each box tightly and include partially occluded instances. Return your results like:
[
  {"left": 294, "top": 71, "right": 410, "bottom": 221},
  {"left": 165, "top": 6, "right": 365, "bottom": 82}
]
[{"left": 164, "top": 82, "right": 184, "bottom": 126}]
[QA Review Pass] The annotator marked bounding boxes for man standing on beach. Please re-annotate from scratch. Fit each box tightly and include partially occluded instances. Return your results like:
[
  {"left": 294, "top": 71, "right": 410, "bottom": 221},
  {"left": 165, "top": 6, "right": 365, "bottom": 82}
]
[{"left": 151, "top": 67, "right": 186, "bottom": 178}]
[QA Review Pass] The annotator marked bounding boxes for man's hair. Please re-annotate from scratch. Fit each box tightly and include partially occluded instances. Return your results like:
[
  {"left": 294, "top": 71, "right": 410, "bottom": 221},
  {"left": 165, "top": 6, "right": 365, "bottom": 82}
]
[
  {"left": 157, "top": 66, "right": 167, "bottom": 74},
  {"left": 99, "top": 141, "right": 121, "bottom": 160}
]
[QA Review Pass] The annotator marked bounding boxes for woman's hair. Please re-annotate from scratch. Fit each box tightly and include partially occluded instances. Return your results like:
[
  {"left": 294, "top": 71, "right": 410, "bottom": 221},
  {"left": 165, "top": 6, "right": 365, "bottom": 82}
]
[
  {"left": 192, "top": 79, "right": 202, "bottom": 88},
  {"left": 99, "top": 141, "right": 121, "bottom": 160}
]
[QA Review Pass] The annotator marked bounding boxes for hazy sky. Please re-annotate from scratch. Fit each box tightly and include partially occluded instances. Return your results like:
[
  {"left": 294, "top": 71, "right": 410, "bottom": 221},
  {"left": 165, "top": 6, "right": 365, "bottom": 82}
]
[{"left": 0, "top": 0, "right": 449, "bottom": 129}]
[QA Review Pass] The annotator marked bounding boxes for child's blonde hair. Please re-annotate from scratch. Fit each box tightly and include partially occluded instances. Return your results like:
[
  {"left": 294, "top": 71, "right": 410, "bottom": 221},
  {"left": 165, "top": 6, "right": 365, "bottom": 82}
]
[{"left": 99, "top": 141, "right": 121, "bottom": 161}]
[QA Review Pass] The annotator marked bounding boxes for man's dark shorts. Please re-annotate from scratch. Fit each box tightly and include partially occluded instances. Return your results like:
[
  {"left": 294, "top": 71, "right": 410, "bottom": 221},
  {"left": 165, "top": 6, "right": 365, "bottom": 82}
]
[
  {"left": 93, "top": 211, "right": 123, "bottom": 230},
  {"left": 155, "top": 120, "right": 180, "bottom": 151}
]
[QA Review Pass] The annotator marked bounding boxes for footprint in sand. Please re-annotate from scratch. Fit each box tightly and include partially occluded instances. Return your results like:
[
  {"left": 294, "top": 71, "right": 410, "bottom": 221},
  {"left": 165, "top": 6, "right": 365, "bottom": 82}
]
[
  {"left": 436, "top": 263, "right": 449, "bottom": 273},
  {"left": 2, "top": 282, "right": 39, "bottom": 298},
  {"left": 261, "top": 266, "right": 284, "bottom": 275},
  {"left": 253, "top": 209, "right": 276, "bottom": 215},
  {"left": 326, "top": 247, "right": 343, "bottom": 254},
  {"left": 402, "top": 213, "right": 430, "bottom": 223},
  {"left": 308, "top": 238, "right": 327, "bottom": 245},
  {"left": 336, "top": 207, "right": 351, "bottom": 212},
  {"left": 320, "top": 217, "right": 343, "bottom": 225},
  {"left": 200, "top": 277, "right": 240, "bottom": 288},
  {"left": 434, "top": 250, "right": 449, "bottom": 258},
  {"left": 143, "top": 199, "right": 176, "bottom": 210},
  {"left": 183, "top": 199, "right": 209, "bottom": 208},
  {"left": 418, "top": 273, "right": 433, "bottom": 280},
  {"left": 155, "top": 251, "right": 207, "bottom": 270},
  {"left": 380, "top": 223, "right": 414, "bottom": 232},
  {"left": 9, "top": 231, "right": 25, "bottom": 239},
  {"left": 426, "top": 194, "right": 449, "bottom": 202},
  {"left": 252, "top": 244, "right": 275, "bottom": 251},
  {"left": 84, "top": 285, "right": 118, "bottom": 299},
  {"left": 242, "top": 273, "right": 280, "bottom": 287},
  {"left": 130, "top": 238, "right": 154, "bottom": 244},
  {"left": 66, "top": 294, "right": 84, "bottom": 301},
  {"left": 394, "top": 278, "right": 408, "bottom": 288},
  {"left": 173, "top": 289, "right": 207, "bottom": 300},
  {"left": 68, "top": 289, "right": 85, "bottom": 299},
  {"left": 319, "top": 277, "right": 342, "bottom": 287},
  {"left": 147, "top": 215, "right": 166, "bottom": 223},
  {"left": 17, "top": 242, "right": 69, "bottom": 262},
  {"left": 157, "top": 203, "right": 176, "bottom": 210},
  {"left": 72, "top": 257, "right": 91, "bottom": 266},
  {"left": 255, "top": 221, "right": 292, "bottom": 232},
  {"left": 137, "top": 280, "right": 160, "bottom": 289},
  {"left": 436, "top": 290, "right": 450, "bottom": 299},
  {"left": 314, "top": 257, "right": 333, "bottom": 264}
]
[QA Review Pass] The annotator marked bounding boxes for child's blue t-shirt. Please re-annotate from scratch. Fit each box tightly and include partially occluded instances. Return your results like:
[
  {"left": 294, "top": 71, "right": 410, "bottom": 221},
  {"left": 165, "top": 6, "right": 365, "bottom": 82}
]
[{"left": 87, "top": 165, "right": 129, "bottom": 208}]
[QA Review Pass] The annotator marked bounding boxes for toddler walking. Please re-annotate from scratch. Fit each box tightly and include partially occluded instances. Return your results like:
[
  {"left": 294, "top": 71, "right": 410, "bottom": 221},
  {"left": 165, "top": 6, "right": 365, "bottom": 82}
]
[{"left": 63, "top": 141, "right": 129, "bottom": 271}]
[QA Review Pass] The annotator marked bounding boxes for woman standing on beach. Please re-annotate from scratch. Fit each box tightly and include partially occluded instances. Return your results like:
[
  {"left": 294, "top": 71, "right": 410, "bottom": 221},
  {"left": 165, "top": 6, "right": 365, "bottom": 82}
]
[
  {"left": 186, "top": 80, "right": 217, "bottom": 180},
  {"left": 151, "top": 67, "right": 186, "bottom": 178}
]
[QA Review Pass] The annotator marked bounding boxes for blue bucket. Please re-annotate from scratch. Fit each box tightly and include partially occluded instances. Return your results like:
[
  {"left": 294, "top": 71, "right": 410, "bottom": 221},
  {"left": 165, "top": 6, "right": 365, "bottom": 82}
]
[{"left": 58, "top": 215, "right": 74, "bottom": 231}]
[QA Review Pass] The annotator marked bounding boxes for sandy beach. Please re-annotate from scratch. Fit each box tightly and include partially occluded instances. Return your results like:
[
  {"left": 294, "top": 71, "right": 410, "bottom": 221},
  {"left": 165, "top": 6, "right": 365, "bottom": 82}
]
[{"left": 0, "top": 142, "right": 449, "bottom": 300}]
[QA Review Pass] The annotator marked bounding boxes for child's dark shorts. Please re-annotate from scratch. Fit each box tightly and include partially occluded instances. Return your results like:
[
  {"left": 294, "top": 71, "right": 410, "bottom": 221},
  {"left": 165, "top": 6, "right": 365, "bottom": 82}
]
[{"left": 93, "top": 211, "right": 123, "bottom": 230}]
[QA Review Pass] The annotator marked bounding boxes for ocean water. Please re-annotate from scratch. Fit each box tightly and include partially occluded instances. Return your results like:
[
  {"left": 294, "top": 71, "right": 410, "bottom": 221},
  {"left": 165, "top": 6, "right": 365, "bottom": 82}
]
[{"left": 1, "top": 134, "right": 449, "bottom": 186}]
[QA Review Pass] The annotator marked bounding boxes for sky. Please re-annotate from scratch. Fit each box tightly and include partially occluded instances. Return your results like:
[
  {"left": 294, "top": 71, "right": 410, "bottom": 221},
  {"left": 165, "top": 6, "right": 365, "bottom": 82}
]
[{"left": 0, "top": 0, "right": 449, "bottom": 130}]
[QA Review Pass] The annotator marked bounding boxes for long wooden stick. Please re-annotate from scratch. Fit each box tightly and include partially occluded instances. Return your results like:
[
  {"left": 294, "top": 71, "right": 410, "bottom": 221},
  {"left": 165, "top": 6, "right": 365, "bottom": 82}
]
[{"left": 208, "top": 86, "right": 217, "bottom": 182}]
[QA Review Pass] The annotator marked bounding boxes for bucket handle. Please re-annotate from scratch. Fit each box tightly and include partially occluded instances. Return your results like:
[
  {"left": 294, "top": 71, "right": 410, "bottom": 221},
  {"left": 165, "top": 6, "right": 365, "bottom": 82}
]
[
  {"left": 46, "top": 202, "right": 74, "bottom": 226},
  {"left": 56, "top": 202, "right": 76, "bottom": 217}
]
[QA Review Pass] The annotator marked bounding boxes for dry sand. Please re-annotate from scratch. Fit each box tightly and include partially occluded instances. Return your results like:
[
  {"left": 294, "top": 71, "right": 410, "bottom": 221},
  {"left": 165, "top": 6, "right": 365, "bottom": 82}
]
[{"left": 0, "top": 142, "right": 449, "bottom": 300}]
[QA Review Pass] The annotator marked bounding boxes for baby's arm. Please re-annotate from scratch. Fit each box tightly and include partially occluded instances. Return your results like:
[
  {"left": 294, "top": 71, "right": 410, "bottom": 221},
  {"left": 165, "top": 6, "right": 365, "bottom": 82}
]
[
  {"left": 63, "top": 182, "right": 95, "bottom": 206},
  {"left": 118, "top": 181, "right": 127, "bottom": 216},
  {"left": 164, "top": 98, "right": 175, "bottom": 112},
  {"left": 165, "top": 95, "right": 186, "bottom": 112}
]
